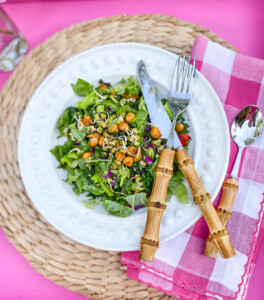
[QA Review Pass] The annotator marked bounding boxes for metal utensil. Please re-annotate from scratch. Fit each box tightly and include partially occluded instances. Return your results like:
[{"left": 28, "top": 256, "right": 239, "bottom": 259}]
[
  {"left": 136, "top": 60, "right": 179, "bottom": 146},
  {"left": 205, "top": 105, "right": 263, "bottom": 259},
  {"left": 137, "top": 58, "right": 235, "bottom": 262},
  {"left": 166, "top": 56, "right": 194, "bottom": 148},
  {"left": 231, "top": 105, "right": 263, "bottom": 178}
]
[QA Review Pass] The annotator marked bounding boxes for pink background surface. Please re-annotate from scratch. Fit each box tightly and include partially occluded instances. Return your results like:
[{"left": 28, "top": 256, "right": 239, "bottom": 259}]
[{"left": 0, "top": 1, "right": 263, "bottom": 299}]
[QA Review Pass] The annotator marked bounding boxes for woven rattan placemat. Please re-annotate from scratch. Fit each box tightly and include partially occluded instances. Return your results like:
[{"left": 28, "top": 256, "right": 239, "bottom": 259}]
[{"left": 0, "top": 14, "right": 238, "bottom": 300}]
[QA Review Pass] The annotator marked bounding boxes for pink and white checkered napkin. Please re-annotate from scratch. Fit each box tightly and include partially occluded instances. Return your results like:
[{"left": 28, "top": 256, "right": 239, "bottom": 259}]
[{"left": 121, "top": 36, "right": 264, "bottom": 300}]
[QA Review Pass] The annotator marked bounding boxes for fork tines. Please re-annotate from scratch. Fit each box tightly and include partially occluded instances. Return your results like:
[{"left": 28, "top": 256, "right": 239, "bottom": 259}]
[{"left": 170, "top": 56, "right": 196, "bottom": 96}]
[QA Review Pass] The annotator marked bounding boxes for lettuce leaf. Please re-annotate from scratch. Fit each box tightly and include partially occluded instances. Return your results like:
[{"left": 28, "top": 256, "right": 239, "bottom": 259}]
[
  {"left": 50, "top": 140, "right": 74, "bottom": 163},
  {"left": 166, "top": 189, "right": 172, "bottom": 202},
  {"left": 112, "top": 82, "right": 126, "bottom": 95},
  {"left": 68, "top": 123, "right": 87, "bottom": 141},
  {"left": 56, "top": 107, "right": 79, "bottom": 135},
  {"left": 61, "top": 155, "right": 82, "bottom": 168},
  {"left": 164, "top": 101, "right": 173, "bottom": 121},
  {"left": 77, "top": 92, "right": 97, "bottom": 110},
  {"left": 117, "top": 166, "right": 130, "bottom": 187},
  {"left": 71, "top": 79, "right": 94, "bottom": 96},
  {"left": 102, "top": 200, "right": 134, "bottom": 217},
  {"left": 124, "top": 192, "right": 148, "bottom": 209},
  {"left": 91, "top": 173, "right": 113, "bottom": 197},
  {"left": 161, "top": 99, "right": 173, "bottom": 121},
  {"left": 112, "top": 76, "right": 141, "bottom": 96},
  {"left": 170, "top": 169, "right": 185, "bottom": 183},
  {"left": 83, "top": 185, "right": 105, "bottom": 196},
  {"left": 168, "top": 182, "right": 188, "bottom": 204},
  {"left": 126, "top": 76, "right": 141, "bottom": 96},
  {"left": 83, "top": 198, "right": 102, "bottom": 209},
  {"left": 138, "top": 96, "right": 147, "bottom": 111}
]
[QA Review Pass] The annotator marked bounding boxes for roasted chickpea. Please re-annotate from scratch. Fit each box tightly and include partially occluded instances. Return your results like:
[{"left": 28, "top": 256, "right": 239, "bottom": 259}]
[
  {"left": 83, "top": 115, "right": 92, "bottom": 126},
  {"left": 82, "top": 152, "right": 92, "bottom": 160},
  {"left": 126, "top": 146, "right": 137, "bottom": 156},
  {"left": 99, "top": 136, "right": 105, "bottom": 147},
  {"left": 115, "top": 151, "right": 126, "bottom": 162},
  {"left": 108, "top": 124, "right": 119, "bottom": 134},
  {"left": 125, "top": 112, "right": 135, "bottom": 123},
  {"left": 133, "top": 148, "right": 142, "bottom": 162},
  {"left": 90, "top": 137, "right": 99, "bottom": 147},
  {"left": 176, "top": 123, "right": 185, "bottom": 133},
  {"left": 88, "top": 133, "right": 101, "bottom": 139},
  {"left": 150, "top": 127, "right": 162, "bottom": 138},
  {"left": 99, "top": 83, "right": 108, "bottom": 90},
  {"left": 118, "top": 122, "right": 129, "bottom": 132},
  {"left": 123, "top": 156, "right": 134, "bottom": 167}
]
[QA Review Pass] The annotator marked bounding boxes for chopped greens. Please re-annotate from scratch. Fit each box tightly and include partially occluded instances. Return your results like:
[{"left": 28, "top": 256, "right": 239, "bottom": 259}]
[{"left": 50, "top": 77, "right": 191, "bottom": 217}]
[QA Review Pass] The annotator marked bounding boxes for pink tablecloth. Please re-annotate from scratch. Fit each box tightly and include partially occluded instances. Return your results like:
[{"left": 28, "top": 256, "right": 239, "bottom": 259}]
[{"left": 0, "top": 1, "right": 263, "bottom": 299}]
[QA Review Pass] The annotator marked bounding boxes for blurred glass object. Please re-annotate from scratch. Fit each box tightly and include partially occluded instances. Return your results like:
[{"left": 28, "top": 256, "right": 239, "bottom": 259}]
[{"left": 0, "top": 6, "right": 28, "bottom": 72}]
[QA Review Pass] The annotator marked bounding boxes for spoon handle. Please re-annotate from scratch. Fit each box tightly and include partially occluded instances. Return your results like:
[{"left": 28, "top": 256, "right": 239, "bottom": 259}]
[
  {"left": 204, "top": 177, "right": 239, "bottom": 259},
  {"left": 231, "top": 147, "right": 244, "bottom": 179},
  {"left": 175, "top": 149, "right": 236, "bottom": 259}
]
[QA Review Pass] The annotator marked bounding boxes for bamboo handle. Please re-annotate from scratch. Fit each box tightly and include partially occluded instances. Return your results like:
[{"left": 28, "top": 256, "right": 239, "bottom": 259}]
[
  {"left": 175, "top": 148, "right": 236, "bottom": 259},
  {"left": 204, "top": 178, "right": 239, "bottom": 259},
  {"left": 139, "top": 148, "right": 175, "bottom": 262}
]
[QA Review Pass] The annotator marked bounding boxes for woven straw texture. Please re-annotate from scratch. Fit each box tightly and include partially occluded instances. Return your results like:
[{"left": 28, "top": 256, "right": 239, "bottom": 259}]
[{"left": 0, "top": 14, "right": 238, "bottom": 300}]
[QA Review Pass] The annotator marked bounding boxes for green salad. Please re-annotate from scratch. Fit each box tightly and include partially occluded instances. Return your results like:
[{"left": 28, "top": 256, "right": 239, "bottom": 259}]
[{"left": 50, "top": 77, "right": 191, "bottom": 217}]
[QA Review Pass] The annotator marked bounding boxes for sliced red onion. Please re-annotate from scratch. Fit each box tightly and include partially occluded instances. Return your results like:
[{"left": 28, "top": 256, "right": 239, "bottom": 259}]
[
  {"left": 106, "top": 107, "right": 111, "bottom": 111},
  {"left": 134, "top": 205, "right": 145, "bottom": 211},
  {"left": 143, "top": 137, "right": 148, "bottom": 141},
  {"left": 98, "top": 157, "right": 105, "bottom": 159},
  {"left": 111, "top": 177, "right": 116, "bottom": 187},
  {"left": 143, "top": 156, "right": 153, "bottom": 164},
  {"left": 145, "top": 144, "right": 154, "bottom": 149},
  {"left": 103, "top": 168, "right": 115, "bottom": 178},
  {"left": 75, "top": 142, "right": 81, "bottom": 146},
  {"left": 188, "top": 135, "right": 192, "bottom": 140},
  {"left": 91, "top": 148, "right": 95, "bottom": 154},
  {"left": 146, "top": 125, "right": 150, "bottom": 131}
]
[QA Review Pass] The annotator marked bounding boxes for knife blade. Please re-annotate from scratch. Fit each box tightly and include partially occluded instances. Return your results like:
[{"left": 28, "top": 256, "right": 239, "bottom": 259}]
[{"left": 137, "top": 60, "right": 182, "bottom": 149}]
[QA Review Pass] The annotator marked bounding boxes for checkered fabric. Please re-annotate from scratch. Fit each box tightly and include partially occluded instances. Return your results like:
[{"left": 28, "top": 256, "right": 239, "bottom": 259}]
[{"left": 121, "top": 36, "right": 264, "bottom": 300}]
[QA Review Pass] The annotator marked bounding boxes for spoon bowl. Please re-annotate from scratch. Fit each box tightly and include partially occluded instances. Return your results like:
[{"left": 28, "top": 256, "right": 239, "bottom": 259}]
[
  {"left": 230, "top": 105, "right": 263, "bottom": 179},
  {"left": 231, "top": 105, "right": 263, "bottom": 148}
]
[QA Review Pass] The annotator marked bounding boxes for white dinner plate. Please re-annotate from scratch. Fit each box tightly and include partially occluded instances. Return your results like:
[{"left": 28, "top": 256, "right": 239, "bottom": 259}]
[{"left": 18, "top": 43, "right": 229, "bottom": 251}]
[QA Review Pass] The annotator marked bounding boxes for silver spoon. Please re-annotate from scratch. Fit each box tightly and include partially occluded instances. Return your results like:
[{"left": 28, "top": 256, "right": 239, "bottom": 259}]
[
  {"left": 230, "top": 105, "right": 263, "bottom": 178},
  {"left": 205, "top": 105, "right": 263, "bottom": 259}
]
